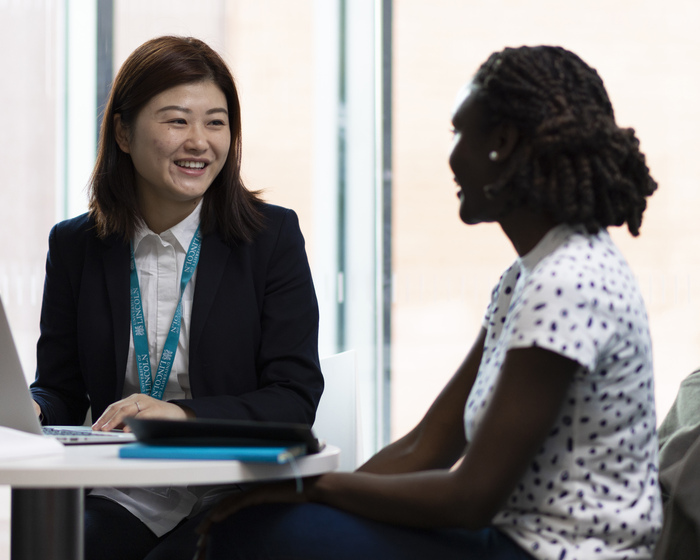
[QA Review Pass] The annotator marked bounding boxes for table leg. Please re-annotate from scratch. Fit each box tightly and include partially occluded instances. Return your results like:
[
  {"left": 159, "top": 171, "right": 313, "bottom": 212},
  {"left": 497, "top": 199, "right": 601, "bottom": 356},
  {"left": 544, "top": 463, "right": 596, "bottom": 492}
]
[{"left": 11, "top": 488, "right": 84, "bottom": 560}]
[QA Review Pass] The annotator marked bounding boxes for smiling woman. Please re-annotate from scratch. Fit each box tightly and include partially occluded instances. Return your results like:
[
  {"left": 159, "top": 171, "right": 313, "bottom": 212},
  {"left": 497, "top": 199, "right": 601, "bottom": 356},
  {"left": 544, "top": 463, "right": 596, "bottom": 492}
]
[
  {"left": 195, "top": 45, "right": 660, "bottom": 560},
  {"left": 87, "top": 35, "right": 263, "bottom": 246},
  {"left": 114, "top": 81, "right": 232, "bottom": 235},
  {"left": 449, "top": 83, "right": 519, "bottom": 227},
  {"left": 29, "top": 36, "right": 323, "bottom": 560}
]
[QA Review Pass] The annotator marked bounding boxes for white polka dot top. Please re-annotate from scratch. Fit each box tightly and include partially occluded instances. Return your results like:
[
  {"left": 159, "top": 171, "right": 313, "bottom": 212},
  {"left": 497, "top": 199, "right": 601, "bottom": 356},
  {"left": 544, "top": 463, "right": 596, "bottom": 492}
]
[{"left": 464, "top": 224, "right": 662, "bottom": 560}]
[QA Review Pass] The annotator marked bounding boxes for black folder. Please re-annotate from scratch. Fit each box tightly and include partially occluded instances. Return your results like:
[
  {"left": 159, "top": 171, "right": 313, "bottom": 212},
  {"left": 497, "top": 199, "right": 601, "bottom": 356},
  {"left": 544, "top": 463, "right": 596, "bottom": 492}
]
[{"left": 125, "top": 417, "right": 322, "bottom": 453}]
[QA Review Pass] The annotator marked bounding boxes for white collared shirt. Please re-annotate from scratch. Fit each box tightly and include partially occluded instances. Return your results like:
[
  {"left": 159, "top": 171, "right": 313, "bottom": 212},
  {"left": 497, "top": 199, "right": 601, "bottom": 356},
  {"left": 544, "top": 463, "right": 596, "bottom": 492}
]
[
  {"left": 122, "top": 200, "right": 202, "bottom": 401},
  {"left": 91, "top": 200, "right": 228, "bottom": 537}
]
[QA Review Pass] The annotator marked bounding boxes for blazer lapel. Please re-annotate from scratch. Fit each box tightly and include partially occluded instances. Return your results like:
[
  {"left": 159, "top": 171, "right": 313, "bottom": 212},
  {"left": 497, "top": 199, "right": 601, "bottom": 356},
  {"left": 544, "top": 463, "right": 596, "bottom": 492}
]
[
  {"left": 102, "top": 237, "right": 131, "bottom": 397},
  {"left": 190, "top": 233, "right": 231, "bottom": 359}
]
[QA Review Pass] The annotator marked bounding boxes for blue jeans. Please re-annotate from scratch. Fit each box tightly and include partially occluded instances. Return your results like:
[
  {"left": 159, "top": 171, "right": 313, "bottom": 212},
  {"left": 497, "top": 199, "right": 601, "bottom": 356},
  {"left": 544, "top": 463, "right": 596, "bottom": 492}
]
[{"left": 206, "top": 503, "right": 535, "bottom": 560}]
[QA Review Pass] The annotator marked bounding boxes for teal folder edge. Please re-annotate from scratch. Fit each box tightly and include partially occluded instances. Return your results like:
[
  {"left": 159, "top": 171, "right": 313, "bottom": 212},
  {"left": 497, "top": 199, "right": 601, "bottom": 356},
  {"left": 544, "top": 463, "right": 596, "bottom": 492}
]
[{"left": 119, "top": 443, "right": 307, "bottom": 464}]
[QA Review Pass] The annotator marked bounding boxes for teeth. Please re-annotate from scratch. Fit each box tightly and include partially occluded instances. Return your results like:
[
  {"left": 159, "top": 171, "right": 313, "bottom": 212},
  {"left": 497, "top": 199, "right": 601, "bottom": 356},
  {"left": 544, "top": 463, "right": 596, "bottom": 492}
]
[{"left": 177, "top": 161, "right": 205, "bottom": 169}]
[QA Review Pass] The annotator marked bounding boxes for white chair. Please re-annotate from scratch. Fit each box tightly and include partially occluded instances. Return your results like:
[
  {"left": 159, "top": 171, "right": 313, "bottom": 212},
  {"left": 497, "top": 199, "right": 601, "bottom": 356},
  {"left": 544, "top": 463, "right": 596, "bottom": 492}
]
[{"left": 313, "top": 351, "right": 361, "bottom": 472}]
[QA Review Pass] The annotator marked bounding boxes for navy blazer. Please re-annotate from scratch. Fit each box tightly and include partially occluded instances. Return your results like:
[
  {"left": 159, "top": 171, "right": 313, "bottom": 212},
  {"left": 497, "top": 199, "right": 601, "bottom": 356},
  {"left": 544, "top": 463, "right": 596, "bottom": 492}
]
[{"left": 30, "top": 203, "right": 323, "bottom": 427}]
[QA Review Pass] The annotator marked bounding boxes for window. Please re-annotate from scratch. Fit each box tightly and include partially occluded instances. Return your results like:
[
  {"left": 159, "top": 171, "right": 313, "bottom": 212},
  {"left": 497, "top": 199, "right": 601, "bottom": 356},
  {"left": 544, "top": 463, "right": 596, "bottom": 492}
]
[
  {"left": 2, "top": 0, "right": 698, "bottom": 456},
  {"left": 1, "top": 0, "right": 389, "bottom": 458}
]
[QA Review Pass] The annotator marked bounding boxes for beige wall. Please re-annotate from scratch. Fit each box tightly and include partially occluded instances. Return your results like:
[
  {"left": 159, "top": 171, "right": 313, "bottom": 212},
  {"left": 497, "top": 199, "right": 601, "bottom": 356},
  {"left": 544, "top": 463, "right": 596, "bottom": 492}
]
[{"left": 390, "top": 0, "right": 700, "bottom": 438}]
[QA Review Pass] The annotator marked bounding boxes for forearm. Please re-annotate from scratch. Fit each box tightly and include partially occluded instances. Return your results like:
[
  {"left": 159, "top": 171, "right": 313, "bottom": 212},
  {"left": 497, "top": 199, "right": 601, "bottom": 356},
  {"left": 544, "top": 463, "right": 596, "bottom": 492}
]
[
  {"left": 30, "top": 386, "right": 89, "bottom": 426},
  {"left": 359, "top": 334, "right": 485, "bottom": 475},
  {"left": 32, "top": 222, "right": 92, "bottom": 425},
  {"left": 171, "top": 380, "right": 320, "bottom": 423},
  {"left": 359, "top": 331, "right": 485, "bottom": 476},
  {"left": 357, "top": 433, "right": 432, "bottom": 474},
  {"left": 309, "top": 470, "right": 491, "bottom": 530}
]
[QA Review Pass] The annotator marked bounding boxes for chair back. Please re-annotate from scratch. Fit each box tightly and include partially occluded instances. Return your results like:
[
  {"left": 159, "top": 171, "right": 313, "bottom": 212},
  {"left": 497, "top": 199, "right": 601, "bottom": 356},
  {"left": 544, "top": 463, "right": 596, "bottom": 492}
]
[{"left": 314, "top": 351, "right": 360, "bottom": 471}]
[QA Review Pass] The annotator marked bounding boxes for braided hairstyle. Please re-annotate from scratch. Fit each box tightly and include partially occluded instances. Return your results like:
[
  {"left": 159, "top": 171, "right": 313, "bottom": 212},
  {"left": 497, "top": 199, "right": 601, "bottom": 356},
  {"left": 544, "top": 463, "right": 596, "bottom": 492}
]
[{"left": 472, "top": 46, "right": 657, "bottom": 236}]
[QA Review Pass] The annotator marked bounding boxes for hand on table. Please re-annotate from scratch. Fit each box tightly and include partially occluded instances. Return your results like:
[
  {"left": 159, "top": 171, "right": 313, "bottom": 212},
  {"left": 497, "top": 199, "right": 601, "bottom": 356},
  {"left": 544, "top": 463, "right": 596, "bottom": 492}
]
[
  {"left": 193, "top": 477, "right": 319, "bottom": 560},
  {"left": 92, "top": 394, "right": 194, "bottom": 432}
]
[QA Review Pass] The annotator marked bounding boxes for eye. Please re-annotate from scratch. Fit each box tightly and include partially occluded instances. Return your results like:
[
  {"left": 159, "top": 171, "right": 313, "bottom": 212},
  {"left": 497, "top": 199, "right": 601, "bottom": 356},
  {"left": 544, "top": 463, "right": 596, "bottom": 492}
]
[
  {"left": 168, "top": 118, "right": 187, "bottom": 125},
  {"left": 209, "top": 119, "right": 227, "bottom": 127}
]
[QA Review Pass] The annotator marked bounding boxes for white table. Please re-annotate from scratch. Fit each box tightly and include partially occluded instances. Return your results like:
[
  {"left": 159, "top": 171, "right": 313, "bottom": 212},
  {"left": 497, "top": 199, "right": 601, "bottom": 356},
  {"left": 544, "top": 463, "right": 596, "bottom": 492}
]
[{"left": 0, "top": 443, "right": 339, "bottom": 560}]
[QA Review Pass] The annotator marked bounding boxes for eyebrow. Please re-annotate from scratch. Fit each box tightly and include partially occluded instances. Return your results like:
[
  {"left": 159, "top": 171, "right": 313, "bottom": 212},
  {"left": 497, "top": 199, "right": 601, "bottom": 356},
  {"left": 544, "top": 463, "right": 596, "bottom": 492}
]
[{"left": 156, "top": 106, "right": 228, "bottom": 115}]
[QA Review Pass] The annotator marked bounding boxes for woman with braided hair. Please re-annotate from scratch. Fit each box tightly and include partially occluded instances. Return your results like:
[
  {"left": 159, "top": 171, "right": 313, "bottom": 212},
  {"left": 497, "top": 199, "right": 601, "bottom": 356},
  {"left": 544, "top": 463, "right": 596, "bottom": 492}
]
[
  {"left": 466, "top": 46, "right": 655, "bottom": 237},
  {"left": 195, "top": 46, "right": 661, "bottom": 560}
]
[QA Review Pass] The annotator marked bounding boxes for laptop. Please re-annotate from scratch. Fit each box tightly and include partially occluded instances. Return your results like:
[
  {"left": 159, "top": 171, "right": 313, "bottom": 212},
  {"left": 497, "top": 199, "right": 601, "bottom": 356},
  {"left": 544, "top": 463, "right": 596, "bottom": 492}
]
[{"left": 0, "top": 295, "right": 136, "bottom": 445}]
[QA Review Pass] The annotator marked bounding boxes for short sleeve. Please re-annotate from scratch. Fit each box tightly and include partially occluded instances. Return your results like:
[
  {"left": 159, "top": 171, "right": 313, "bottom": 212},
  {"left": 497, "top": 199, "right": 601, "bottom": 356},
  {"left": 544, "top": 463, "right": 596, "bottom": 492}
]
[{"left": 505, "top": 254, "right": 618, "bottom": 372}]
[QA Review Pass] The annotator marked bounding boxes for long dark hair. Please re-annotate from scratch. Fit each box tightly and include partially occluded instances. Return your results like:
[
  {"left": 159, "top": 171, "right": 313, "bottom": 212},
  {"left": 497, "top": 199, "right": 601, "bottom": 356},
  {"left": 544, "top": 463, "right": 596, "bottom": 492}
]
[
  {"left": 473, "top": 45, "right": 657, "bottom": 236},
  {"left": 89, "top": 35, "right": 263, "bottom": 244}
]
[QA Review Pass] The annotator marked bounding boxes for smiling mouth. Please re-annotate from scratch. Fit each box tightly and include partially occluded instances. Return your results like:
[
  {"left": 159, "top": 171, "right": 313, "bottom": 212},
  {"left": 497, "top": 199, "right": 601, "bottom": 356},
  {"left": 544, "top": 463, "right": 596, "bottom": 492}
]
[{"left": 175, "top": 161, "right": 206, "bottom": 169}]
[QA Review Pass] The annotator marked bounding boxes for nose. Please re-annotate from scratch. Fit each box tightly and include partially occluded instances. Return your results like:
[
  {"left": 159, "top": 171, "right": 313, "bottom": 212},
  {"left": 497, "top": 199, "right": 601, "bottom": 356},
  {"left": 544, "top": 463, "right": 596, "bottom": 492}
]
[
  {"left": 185, "top": 124, "right": 208, "bottom": 152},
  {"left": 448, "top": 134, "right": 460, "bottom": 172},
  {"left": 448, "top": 148, "right": 458, "bottom": 175}
]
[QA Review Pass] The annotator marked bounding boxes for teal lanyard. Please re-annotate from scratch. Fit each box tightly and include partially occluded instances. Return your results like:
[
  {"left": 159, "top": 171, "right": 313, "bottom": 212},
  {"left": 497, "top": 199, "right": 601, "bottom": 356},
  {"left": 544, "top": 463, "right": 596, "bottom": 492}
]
[{"left": 129, "top": 226, "right": 202, "bottom": 400}]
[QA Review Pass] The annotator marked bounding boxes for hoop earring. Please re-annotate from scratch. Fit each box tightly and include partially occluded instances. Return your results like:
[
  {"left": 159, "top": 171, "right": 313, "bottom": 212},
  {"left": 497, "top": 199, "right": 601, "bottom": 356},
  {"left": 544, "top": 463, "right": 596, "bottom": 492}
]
[{"left": 489, "top": 151, "right": 498, "bottom": 162}]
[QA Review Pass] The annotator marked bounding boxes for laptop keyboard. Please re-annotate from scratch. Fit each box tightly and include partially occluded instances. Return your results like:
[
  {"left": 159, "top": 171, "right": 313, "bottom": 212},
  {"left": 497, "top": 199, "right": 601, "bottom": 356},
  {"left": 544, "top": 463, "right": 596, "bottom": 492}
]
[{"left": 43, "top": 427, "right": 112, "bottom": 437}]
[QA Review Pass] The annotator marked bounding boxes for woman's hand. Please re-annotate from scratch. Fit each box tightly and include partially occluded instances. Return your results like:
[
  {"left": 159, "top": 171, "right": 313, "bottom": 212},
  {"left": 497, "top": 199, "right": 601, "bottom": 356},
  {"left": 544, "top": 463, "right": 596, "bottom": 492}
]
[
  {"left": 194, "top": 478, "right": 318, "bottom": 560},
  {"left": 92, "top": 394, "right": 194, "bottom": 431}
]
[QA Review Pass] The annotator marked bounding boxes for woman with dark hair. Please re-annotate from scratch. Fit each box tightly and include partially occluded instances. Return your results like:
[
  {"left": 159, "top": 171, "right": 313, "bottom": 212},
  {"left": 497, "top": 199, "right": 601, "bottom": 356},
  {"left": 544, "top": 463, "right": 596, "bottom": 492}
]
[
  {"left": 88, "top": 35, "right": 261, "bottom": 245},
  {"left": 196, "top": 46, "right": 661, "bottom": 560},
  {"left": 29, "top": 36, "right": 323, "bottom": 560}
]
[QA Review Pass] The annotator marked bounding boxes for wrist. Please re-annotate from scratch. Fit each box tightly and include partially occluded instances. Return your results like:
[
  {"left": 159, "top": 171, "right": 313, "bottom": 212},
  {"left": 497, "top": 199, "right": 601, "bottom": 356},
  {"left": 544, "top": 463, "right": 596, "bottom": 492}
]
[
  {"left": 305, "top": 473, "right": 334, "bottom": 503},
  {"left": 32, "top": 400, "right": 44, "bottom": 423},
  {"left": 172, "top": 402, "right": 196, "bottom": 419}
]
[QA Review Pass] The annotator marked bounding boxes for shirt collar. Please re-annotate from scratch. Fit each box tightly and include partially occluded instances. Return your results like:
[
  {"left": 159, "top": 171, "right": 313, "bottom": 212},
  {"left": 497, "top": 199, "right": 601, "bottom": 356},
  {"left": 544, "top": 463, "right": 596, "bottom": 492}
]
[
  {"left": 518, "top": 223, "right": 584, "bottom": 273},
  {"left": 133, "top": 199, "right": 203, "bottom": 253}
]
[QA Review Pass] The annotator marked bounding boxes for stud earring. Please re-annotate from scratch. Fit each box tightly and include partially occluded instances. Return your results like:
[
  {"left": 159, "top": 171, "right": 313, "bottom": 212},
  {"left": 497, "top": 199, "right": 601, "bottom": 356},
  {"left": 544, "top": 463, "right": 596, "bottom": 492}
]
[{"left": 489, "top": 151, "right": 498, "bottom": 162}]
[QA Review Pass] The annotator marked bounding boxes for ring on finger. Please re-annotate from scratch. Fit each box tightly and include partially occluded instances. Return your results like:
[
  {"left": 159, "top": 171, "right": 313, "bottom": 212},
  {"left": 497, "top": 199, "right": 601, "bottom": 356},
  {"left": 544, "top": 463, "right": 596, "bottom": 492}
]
[{"left": 135, "top": 400, "right": 141, "bottom": 413}]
